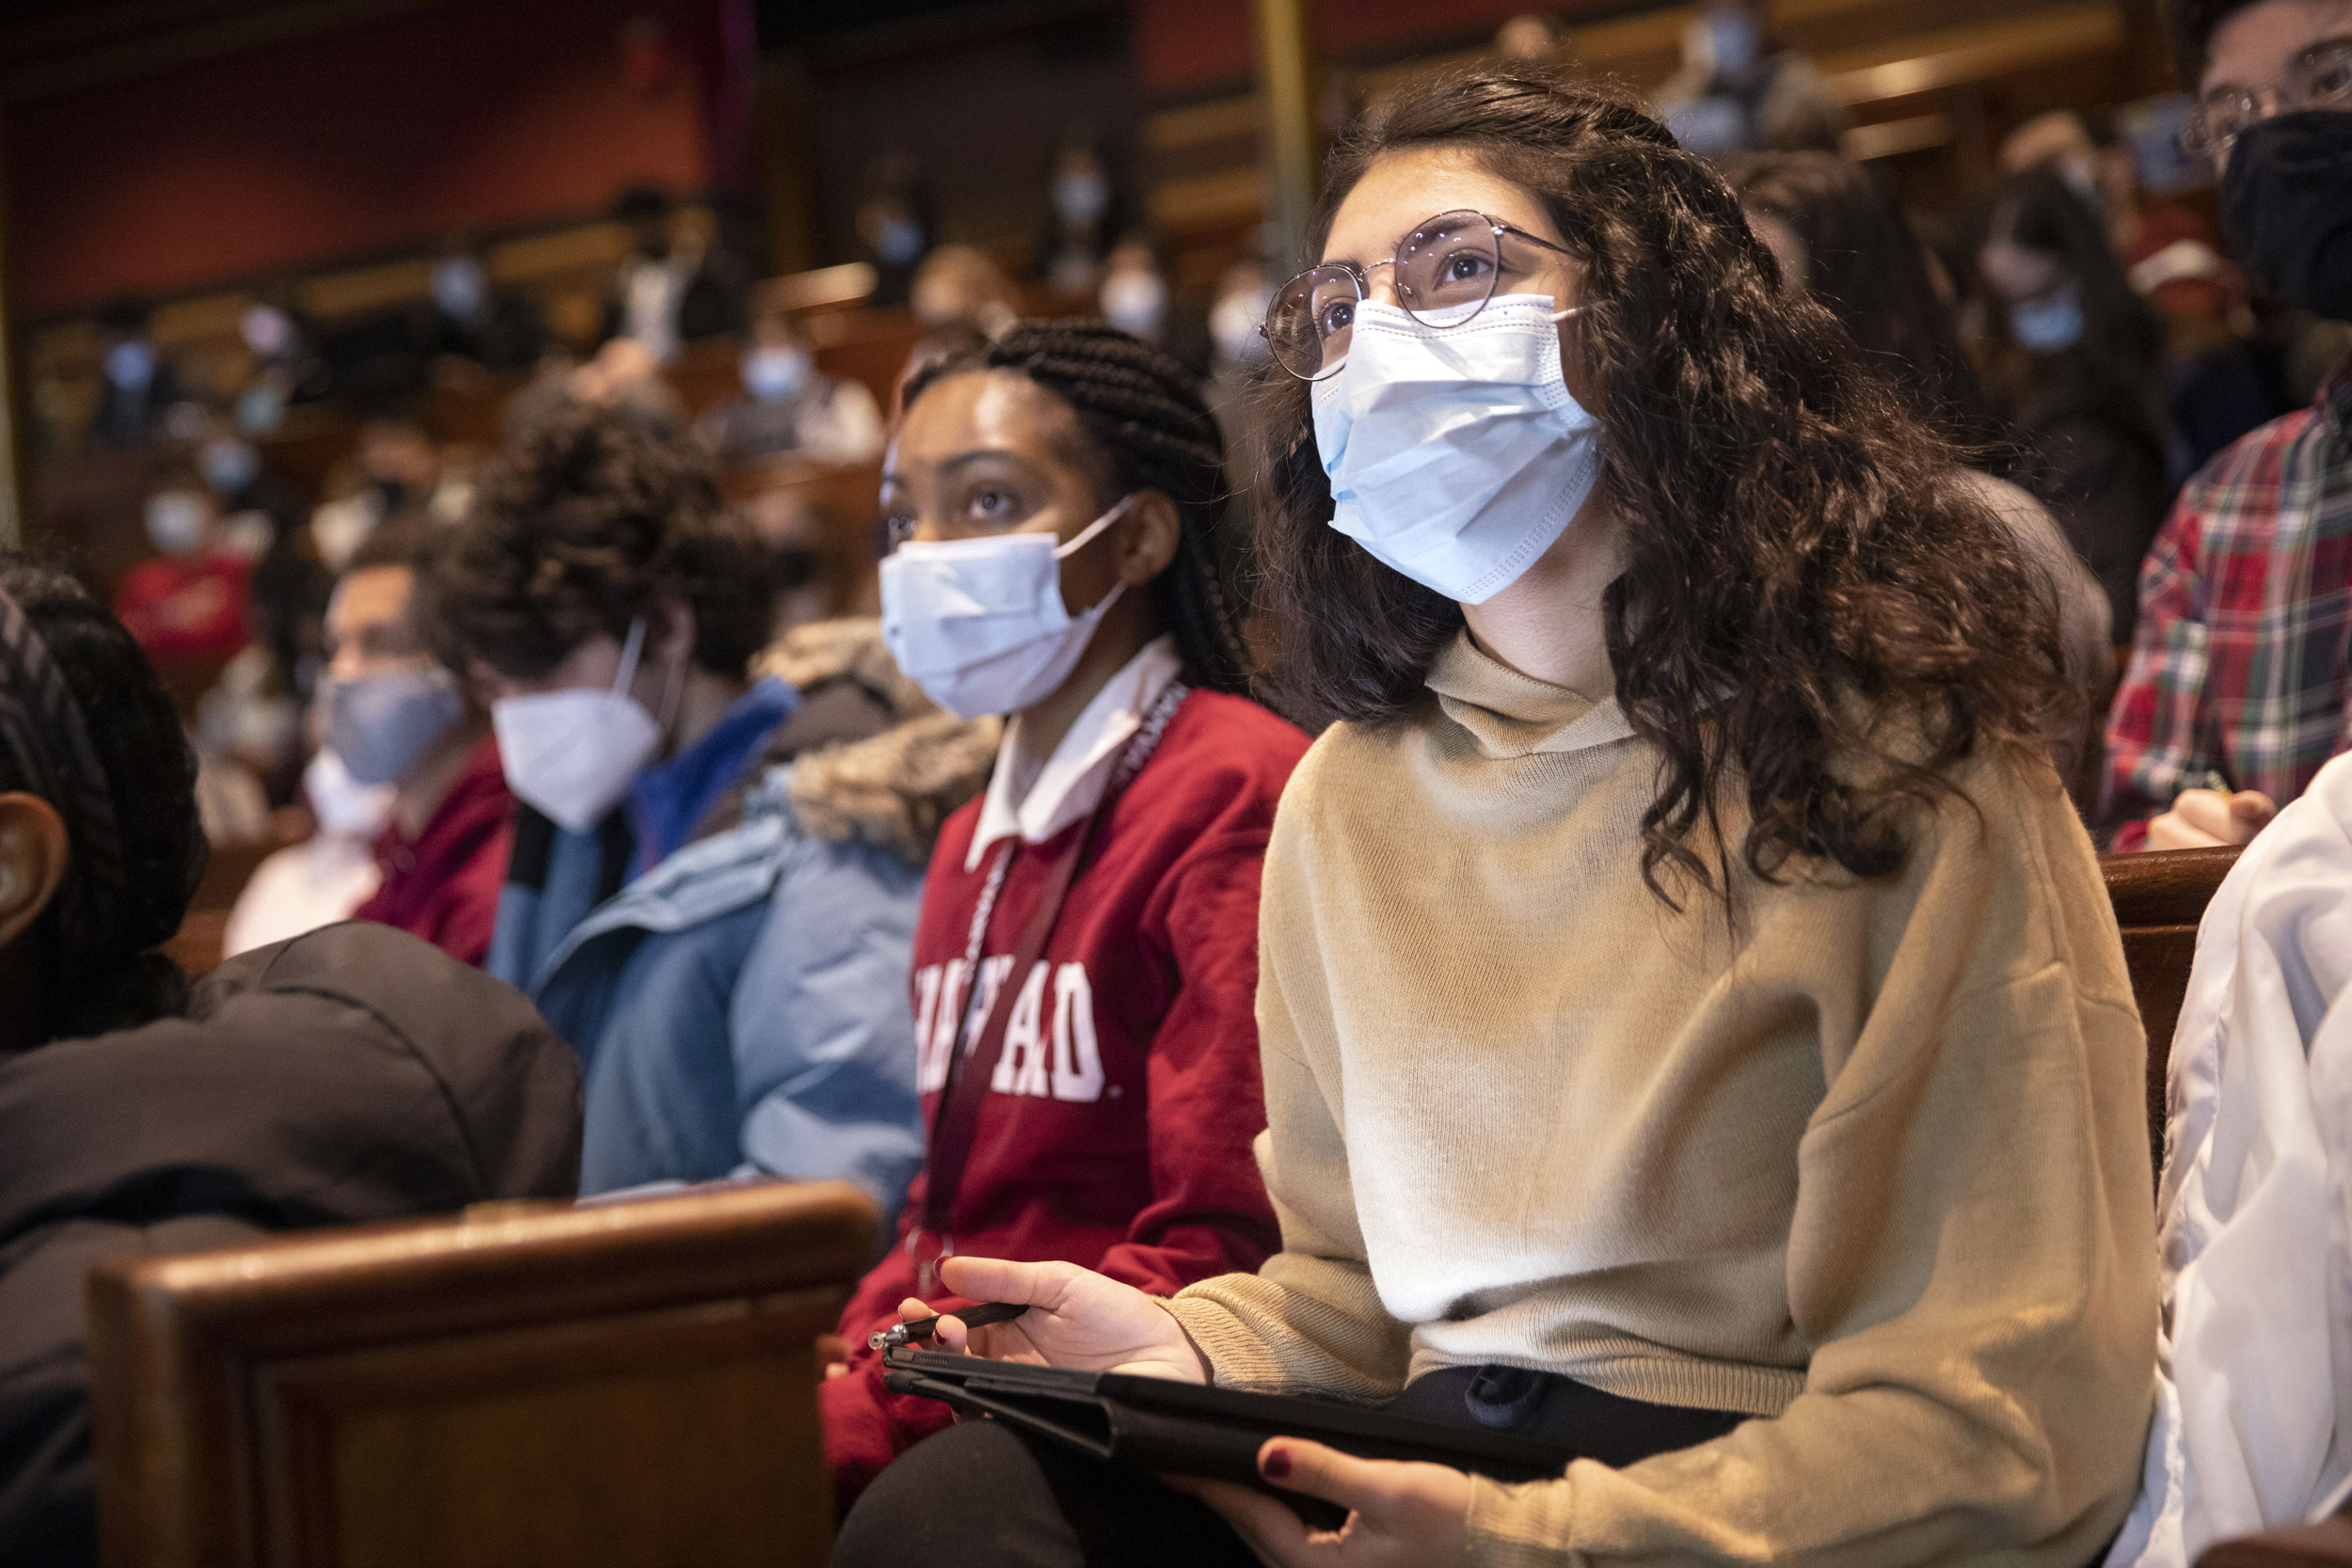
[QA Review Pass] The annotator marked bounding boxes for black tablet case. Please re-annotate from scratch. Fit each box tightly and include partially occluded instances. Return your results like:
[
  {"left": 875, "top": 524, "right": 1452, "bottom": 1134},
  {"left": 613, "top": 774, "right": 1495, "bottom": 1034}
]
[{"left": 881, "top": 1346, "right": 1576, "bottom": 1527}]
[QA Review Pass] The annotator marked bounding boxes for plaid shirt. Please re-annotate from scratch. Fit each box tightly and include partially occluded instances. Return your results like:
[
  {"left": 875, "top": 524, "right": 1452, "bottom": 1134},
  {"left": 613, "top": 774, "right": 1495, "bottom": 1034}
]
[{"left": 2103, "top": 358, "right": 2352, "bottom": 849}]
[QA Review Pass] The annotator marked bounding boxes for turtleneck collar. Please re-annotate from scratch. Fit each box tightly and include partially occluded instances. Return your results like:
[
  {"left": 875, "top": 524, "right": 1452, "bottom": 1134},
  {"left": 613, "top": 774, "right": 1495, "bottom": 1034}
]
[{"left": 1422, "top": 629, "right": 1632, "bottom": 760}]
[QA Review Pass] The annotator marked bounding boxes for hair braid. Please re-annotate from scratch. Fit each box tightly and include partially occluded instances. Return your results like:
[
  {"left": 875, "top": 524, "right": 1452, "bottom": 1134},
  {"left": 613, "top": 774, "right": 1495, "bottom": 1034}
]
[{"left": 905, "top": 319, "right": 1259, "bottom": 695}]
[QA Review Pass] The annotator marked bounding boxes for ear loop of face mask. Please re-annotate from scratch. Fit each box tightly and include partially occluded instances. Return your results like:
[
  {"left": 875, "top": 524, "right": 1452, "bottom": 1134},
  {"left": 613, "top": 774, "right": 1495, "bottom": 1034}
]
[{"left": 614, "top": 613, "right": 691, "bottom": 752}]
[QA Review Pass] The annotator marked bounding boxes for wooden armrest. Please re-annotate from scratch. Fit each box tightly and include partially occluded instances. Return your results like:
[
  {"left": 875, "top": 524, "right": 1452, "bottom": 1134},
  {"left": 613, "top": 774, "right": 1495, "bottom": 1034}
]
[{"left": 2199, "top": 1513, "right": 2352, "bottom": 1568}]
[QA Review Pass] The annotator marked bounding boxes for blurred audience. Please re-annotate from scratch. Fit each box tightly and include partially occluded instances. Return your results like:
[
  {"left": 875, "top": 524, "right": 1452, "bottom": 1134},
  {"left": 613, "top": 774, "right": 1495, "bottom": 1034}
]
[
  {"left": 421, "top": 230, "right": 549, "bottom": 375},
  {"left": 695, "top": 313, "right": 884, "bottom": 463},
  {"left": 1653, "top": 0, "right": 1849, "bottom": 156},
  {"left": 855, "top": 153, "right": 935, "bottom": 308},
  {"left": 0, "top": 562, "right": 579, "bottom": 1568},
  {"left": 1097, "top": 238, "right": 1170, "bottom": 344},
  {"left": 326, "top": 516, "right": 515, "bottom": 967},
  {"left": 603, "top": 185, "right": 746, "bottom": 363},
  {"left": 114, "top": 468, "right": 251, "bottom": 675},
  {"left": 1724, "top": 150, "right": 2114, "bottom": 789},
  {"left": 1495, "top": 12, "right": 1565, "bottom": 66},
  {"left": 1042, "top": 133, "right": 1118, "bottom": 293},
  {"left": 88, "top": 299, "right": 181, "bottom": 449},
  {"left": 1979, "top": 166, "right": 2171, "bottom": 645},
  {"left": 2105, "top": 0, "right": 2352, "bottom": 850},
  {"left": 910, "top": 244, "right": 1019, "bottom": 339},
  {"left": 219, "top": 746, "right": 389, "bottom": 958}
]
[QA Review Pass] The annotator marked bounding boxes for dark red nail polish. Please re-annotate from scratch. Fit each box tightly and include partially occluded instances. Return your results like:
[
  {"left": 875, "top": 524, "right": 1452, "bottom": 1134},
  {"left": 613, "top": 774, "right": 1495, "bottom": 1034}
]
[{"left": 1262, "top": 1449, "right": 1291, "bottom": 1481}]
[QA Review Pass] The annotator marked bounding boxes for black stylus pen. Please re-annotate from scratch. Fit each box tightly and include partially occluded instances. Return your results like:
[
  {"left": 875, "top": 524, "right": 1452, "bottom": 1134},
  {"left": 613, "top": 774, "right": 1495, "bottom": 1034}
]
[{"left": 868, "top": 1301, "right": 1030, "bottom": 1351}]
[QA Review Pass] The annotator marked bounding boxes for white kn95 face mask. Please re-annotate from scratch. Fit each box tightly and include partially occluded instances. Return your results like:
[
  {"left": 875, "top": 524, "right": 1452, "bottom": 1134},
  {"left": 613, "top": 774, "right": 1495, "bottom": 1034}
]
[
  {"left": 1311, "top": 293, "right": 1602, "bottom": 605},
  {"left": 492, "top": 617, "right": 664, "bottom": 832},
  {"left": 879, "top": 496, "right": 1136, "bottom": 720}
]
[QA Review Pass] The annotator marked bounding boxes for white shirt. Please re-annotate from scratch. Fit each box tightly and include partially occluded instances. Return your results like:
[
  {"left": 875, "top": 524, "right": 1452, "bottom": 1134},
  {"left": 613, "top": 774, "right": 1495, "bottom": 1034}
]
[
  {"left": 963, "top": 635, "right": 1181, "bottom": 872},
  {"left": 2104, "top": 751, "right": 2352, "bottom": 1568}
]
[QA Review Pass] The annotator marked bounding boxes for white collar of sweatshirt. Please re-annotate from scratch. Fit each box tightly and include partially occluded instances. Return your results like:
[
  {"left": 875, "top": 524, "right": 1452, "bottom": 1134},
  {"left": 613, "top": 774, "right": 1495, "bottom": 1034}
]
[
  {"left": 2102, "top": 751, "right": 2352, "bottom": 1568},
  {"left": 964, "top": 634, "right": 1182, "bottom": 873}
]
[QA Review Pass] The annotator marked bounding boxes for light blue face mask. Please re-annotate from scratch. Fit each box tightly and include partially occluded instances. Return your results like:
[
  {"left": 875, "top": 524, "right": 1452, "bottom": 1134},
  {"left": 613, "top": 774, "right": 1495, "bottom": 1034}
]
[
  {"left": 1310, "top": 294, "right": 1602, "bottom": 606},
  {"left": 2010, "top": 284, "right": 2086, "bottom": 353},
  {"left": 326, "top": 668, "right": 466, "bottom": 786}
]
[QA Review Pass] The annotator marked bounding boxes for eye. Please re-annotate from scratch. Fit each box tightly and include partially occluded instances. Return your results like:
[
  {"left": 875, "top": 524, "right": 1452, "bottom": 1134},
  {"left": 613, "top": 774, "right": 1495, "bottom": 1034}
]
[
  {"left": 1315, "top": 297, "right": 1356, "bottom": 339},
  {"left": 882, "top": 510, "right": 915, "bottom": 548},
  {"left": 1441, "top": 246, "right": 1495, "bottom": 284}
]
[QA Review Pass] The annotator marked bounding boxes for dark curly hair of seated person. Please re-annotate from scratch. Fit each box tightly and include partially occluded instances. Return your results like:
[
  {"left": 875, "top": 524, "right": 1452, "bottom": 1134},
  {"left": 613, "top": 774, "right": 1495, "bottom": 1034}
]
[
  {"left": 424, "top": 404, "right": 779, "bottom": 680},
  {"left": 0, "top": 555, "right": 206, "bottom": 1045}
]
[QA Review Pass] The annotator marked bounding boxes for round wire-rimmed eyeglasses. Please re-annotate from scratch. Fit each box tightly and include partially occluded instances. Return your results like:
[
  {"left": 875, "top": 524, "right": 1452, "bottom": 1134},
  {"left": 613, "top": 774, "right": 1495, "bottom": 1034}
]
[{"left": 1263, "top": 208, "right": 1578, "bottom": 381}]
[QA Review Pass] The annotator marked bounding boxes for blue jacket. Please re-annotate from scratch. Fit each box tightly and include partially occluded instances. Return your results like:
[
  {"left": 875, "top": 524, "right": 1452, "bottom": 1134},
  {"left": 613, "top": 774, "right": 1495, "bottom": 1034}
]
[{"left": 493, "top": 625, "right": 996, "bottom": 1220}]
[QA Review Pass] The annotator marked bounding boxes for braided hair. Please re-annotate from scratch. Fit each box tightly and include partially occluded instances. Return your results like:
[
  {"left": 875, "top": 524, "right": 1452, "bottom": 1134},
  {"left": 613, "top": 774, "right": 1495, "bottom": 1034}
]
[
  {"left": 903, "top": 319, "right": 1257, "bottom": 695},
  {"left": 0, "top": 556, "right": 206, "bottom": 1043}
]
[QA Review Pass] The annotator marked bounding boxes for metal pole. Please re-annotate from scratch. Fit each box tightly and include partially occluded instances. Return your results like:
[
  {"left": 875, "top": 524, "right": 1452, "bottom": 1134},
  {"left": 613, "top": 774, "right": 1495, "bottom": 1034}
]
[
  {"left": 0, "top": 109, "right": 24, "bottom": 550},
  {"left": 1252, "top": 0, "right": 1321, "bottom": 276}
]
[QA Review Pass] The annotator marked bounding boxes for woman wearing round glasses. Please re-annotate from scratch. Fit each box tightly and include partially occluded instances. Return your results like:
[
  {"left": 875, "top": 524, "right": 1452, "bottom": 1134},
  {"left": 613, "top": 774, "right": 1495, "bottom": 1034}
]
[{"left": 837, "top": 69, "right": 2156, "bottom": 1568}]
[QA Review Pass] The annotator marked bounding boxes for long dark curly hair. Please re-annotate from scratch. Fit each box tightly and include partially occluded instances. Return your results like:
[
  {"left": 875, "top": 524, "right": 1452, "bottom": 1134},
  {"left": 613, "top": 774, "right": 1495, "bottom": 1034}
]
[
  {"left": 1253, "top": 68, "right": 2068, "bottom": 900},
  {"left": 904, "top": 319, "right": 1257, "bottom": 695}
]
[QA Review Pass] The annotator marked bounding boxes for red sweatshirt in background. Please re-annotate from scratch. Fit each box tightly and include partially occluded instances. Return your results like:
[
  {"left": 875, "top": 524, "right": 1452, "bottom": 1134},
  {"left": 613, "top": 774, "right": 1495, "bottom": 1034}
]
[
  {"left": 351, "top": 734, "right": 514, "bottom": 968},
  {"left": 821, "top": 688, "right": 1307, "bottom": 1505}
]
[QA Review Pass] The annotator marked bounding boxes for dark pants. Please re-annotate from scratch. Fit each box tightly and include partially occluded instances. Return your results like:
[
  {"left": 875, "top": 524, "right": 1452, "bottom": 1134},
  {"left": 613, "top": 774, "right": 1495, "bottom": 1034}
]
[{"left": 834, "top": 1365, "right": 1745, "bottom": 1568}]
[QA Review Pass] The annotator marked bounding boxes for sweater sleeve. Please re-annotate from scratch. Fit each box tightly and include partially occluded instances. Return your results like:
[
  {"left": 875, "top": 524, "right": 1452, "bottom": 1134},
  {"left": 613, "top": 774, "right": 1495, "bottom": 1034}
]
[
  {"left": 1160, "top": 815, "right": 1414, "bottom": 1402},
  {"left": 1461, "top": 783, "right": 2159, "bottom": 1567},
  {"left": 1093, "top": 827, "right": 1283, "bottom": 1293}
]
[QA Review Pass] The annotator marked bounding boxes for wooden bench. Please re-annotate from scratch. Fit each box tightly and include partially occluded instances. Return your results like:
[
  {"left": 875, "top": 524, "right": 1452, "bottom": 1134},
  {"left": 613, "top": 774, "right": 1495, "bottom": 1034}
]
[
  {"left": 2099, "top": 845, "right": 2242, "bottom": 1175},
  {"left": 88, "top": 1180, "right": 874, "bottom": 1568}
]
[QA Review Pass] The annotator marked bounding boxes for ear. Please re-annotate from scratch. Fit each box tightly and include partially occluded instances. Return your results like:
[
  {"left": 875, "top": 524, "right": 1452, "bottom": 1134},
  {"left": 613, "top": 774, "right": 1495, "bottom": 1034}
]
[
  {"left": 0, "top": 793, "right": 70, "bottom": 955},
  {"left": 1114, "top": 491, "right": 1183, "bottom": 588}
]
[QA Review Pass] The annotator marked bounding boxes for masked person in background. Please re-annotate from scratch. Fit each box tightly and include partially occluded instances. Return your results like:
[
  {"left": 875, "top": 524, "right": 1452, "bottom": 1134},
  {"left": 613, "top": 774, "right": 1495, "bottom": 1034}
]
[
  {"left": 695, "top": 313, "right": 886, "bottom": 464},
  {"left": 2106, "top": 0, "right": 2352, "bottom": 852},
  {"left": 1097, "top": 239, "right": 1169, "bottom": 343},
  {"left": 821, "top": 321, "right": 1307, "bottom": 1510},
  {"left": 308, "top": 515, "right": 514, "bottom": 967},
  {"left": 0, "top": 557, "right": 580, "bottom": 1568},
  {"left": 420, "top": 230, "right": 548, "bottom": 376},
  {"left": 431, "top": 408, "right": 941, "bottom": 1209},
  {"left": 88, "top": 298, "right": 181, "bottom": 449},
  {"left": 1724, "top": 150, "right": 2115, "bottom": 796},
  {"left": 838, "top": 71, "right": 2154, "bottom": 1568},
  {"left": 1651, "top": 0, "right": 1848, "bottom": 156},
  {"left": 1979, "top": 166, "right": 2172, "bottom": 646},
  {"left": 113, "top": 468, "right": 251, "bottom": 680},
  {"left": 219, "top": 748, "right": 389, "bottom": 958}
]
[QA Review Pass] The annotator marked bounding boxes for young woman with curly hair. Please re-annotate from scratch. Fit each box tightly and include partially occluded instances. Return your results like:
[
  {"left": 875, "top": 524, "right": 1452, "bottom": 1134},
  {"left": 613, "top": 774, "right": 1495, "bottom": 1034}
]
[{"left": 839, "top": 69, "right": 2157, "bottom": 1568}]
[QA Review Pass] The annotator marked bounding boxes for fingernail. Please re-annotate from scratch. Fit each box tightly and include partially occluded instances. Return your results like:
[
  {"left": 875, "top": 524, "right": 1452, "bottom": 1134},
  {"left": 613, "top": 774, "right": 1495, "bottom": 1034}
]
[{"left": 1262, "top": 1448, "right": 1291, "bottom": 1481}]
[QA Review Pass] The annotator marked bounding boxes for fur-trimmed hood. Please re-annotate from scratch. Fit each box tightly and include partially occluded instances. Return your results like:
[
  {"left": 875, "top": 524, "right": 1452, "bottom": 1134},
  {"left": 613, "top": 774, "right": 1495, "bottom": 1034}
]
[{"left": 749, "top": 619, "right": 997, "bottom": 863}]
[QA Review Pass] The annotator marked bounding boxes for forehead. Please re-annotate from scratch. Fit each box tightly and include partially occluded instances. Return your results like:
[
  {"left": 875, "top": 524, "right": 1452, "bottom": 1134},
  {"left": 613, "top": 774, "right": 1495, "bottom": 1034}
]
[
  {"left": 1323, "top": 147, "right": 1565, "bottom": 262},
  {"left": 2205, "top": 0, "right": 2352, "bottom": 88},
  {"left": 893, "top": 370, "right": 1088, "bottom": 474},
  {"left": 327, "top": 565, "right": 414, "bottom": 627}
]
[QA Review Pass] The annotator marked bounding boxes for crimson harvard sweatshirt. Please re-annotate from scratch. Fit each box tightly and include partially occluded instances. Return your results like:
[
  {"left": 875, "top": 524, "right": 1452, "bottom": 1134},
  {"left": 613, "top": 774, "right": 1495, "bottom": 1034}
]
[{"left": 821, "top": 687, "right": 1307, "bottom": 1504}]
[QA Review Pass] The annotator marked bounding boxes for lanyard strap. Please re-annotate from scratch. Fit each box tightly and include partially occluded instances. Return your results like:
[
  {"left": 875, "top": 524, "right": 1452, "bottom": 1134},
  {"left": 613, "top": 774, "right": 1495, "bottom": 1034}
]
[{"left": 914, "top": 682, "right": 1189, "bottom": 1263}]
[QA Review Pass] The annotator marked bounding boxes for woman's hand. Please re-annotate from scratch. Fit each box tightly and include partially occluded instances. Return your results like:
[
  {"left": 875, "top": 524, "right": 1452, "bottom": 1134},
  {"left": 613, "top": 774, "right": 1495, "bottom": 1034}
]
[
  {"left": 2148, "top": 786, "right": 2277, "bottom": 848},
  {"left": 895, "top": 1256, "right": 1207, "bottom": 1382},
  {"left": 1169, "top": 1438, "right": 1473, "bottom": 1568}
]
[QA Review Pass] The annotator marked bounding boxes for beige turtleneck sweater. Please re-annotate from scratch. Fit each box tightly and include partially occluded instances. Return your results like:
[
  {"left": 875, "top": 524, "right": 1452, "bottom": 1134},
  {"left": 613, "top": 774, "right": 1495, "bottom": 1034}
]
[{"left": 1165, "top": 631, "right": 2157, "bottom": 1567}]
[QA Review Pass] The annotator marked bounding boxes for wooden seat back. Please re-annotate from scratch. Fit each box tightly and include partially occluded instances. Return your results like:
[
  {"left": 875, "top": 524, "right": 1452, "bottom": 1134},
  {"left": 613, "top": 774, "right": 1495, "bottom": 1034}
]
[
  {"left": 2098, "top": 846, "right": 2242, "bottom": 1174},
  {"left": 88, "top": 1180, "right": 875, "bottom": 1568}
]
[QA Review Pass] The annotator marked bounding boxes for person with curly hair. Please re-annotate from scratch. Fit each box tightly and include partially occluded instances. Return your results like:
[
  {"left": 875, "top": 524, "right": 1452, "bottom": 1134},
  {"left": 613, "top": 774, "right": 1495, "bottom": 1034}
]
[
  {"left": 838, "top": 69, "right": 2156, "bottom": 1568},
  {"left": 820, "top": 320, "right": 1308, "bottom": 1509},
  {"left": 426, "top": 404, "right": 972, "bottom": 1212},
  {"left": 0, "top": 555, "right": 580, "bottom": 1567}
]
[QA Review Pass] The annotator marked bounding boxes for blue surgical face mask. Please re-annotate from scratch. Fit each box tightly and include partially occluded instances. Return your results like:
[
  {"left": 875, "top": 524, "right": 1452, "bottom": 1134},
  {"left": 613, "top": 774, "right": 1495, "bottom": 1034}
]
[
  {"left": 877, "top": 216, "right": 925, "bottom": 266},
  {"left": 199, "top": 437, "right": 261, "bottom": 495},
  {"left": 742, "top": 345, "right": 812, "bottom": 403},
  {"left": 2010, "top": 284, "right": 2086, "bottom": 353},
  {"left": 1706, "top": 11, "right": 1761, "bottom": 74},
  {"left": 1311, "top": 294, "right": 1602, "bottom": 606},
  {"left": 326, "top": 667, "right": 467, "bottom": 786},
  {"left": 106, "top": 341, "right": 157, "bottom": 389},
  {"left": 432, "top": 257, "right": 489, "bottom": 322}
]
